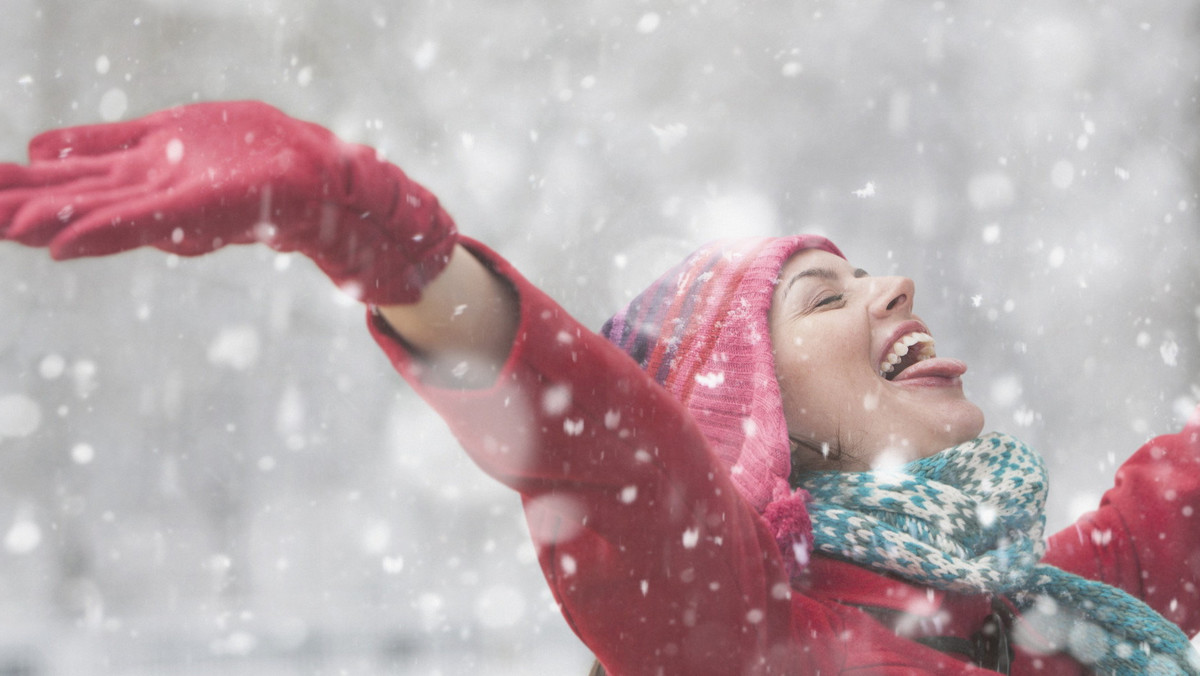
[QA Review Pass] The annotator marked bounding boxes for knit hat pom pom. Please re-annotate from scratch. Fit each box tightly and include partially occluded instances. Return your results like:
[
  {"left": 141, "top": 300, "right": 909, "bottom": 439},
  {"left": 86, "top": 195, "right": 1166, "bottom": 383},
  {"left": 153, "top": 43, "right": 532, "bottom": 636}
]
[{"left": 762, "top": 488, "right": 814, "bottom": 581}]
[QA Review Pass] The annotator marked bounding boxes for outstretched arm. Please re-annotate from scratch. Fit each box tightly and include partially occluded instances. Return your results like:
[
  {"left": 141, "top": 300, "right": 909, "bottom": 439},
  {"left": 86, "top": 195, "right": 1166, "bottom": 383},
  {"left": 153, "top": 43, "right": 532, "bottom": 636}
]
[
  {"left": 0, "top": 101, "right": 518, "bottom": 388},
  {"left": 1, "top": 103, "right": 828, "bottom": 672}
]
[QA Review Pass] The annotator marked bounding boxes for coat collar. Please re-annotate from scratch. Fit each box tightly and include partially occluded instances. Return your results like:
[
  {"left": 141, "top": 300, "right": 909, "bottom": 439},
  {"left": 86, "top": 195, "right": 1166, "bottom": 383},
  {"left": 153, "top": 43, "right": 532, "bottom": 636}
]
[{"left": 796, "top": 555, "right": 998, "bottom": 629}]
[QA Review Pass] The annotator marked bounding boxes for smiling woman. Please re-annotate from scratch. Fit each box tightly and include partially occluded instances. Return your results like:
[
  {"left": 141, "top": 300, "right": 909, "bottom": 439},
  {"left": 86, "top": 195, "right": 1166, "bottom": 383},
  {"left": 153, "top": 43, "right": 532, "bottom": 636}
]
[
  {"left": 769, "top": 248, "right": 984, "bottom": 472},
  {"left": 3, "top": 102, "right": 1200, "bottom": 675}
]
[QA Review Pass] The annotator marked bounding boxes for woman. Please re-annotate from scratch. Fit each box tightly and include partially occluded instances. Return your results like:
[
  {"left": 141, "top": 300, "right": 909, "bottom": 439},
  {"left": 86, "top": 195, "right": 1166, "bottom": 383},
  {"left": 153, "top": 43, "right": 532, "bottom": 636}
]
[{"left": 2, "top": 101, "right": 1198, "bottom": 674}]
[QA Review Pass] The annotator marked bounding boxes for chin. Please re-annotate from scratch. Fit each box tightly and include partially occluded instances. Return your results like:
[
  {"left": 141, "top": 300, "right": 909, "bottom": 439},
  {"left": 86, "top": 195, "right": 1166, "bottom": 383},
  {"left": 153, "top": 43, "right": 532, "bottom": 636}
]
[
  {"left": 942, "top": 402, "right": 986, "bottom": 447},
  {"left": 900, "top": 403, "right": 985, "bottom": 461}
]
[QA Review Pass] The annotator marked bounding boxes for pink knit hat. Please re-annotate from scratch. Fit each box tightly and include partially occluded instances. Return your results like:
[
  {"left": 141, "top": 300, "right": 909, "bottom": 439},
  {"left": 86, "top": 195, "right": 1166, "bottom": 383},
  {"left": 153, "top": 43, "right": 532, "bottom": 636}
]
[{"left": 601, "top": 235, "right": 844, "bottom": 511}]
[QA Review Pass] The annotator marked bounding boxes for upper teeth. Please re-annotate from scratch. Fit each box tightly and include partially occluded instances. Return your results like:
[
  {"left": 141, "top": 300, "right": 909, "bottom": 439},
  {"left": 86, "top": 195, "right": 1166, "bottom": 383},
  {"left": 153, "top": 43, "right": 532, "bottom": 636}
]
[{"left": 879, "top": 332, "right": 935, "bottom": 377}]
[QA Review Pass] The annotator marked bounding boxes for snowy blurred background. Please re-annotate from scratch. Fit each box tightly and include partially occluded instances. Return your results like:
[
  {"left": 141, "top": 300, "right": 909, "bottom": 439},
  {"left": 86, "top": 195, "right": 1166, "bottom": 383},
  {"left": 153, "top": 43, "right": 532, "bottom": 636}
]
[{"left": 0, "top": 0, "right": 1197, "bottom": 673}]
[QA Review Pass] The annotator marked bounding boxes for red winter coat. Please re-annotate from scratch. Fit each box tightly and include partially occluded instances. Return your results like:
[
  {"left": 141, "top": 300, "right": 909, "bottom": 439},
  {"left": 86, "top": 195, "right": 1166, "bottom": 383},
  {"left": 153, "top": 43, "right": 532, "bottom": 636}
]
[{"left": 369, "top": 240, "right": 1200, "bottom": 675}]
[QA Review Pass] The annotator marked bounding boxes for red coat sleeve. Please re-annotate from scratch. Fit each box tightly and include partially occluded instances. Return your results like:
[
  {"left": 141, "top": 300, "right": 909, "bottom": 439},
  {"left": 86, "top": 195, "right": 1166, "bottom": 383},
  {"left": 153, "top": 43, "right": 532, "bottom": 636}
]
[
  {"left": 365, "top": 239, "right": 839, "bottom": 675},
  {"left": 1042, "top": 408, "right": 1200, "bottom": 635}
]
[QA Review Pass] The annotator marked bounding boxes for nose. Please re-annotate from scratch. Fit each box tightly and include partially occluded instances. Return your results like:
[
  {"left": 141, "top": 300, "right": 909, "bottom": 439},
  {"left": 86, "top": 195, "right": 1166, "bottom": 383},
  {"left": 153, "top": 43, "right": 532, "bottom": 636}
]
[{"left": 868, "top": 276, "right": 915, "bottom": 317}]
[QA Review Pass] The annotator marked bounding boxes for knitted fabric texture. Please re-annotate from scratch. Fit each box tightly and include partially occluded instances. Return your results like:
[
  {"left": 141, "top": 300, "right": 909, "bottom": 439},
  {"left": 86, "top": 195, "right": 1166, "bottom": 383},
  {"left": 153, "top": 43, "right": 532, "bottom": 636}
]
[
  {"left": 600, "top": 235, "right": 842, "bottom": 513},
  {"left": 796, "top": 432, "right": 1200, "bottom": 675}
]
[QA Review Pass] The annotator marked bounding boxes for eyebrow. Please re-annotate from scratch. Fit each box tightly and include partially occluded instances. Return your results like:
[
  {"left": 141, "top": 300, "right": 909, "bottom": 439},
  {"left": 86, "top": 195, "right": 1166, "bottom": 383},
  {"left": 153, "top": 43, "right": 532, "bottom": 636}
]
[{"left": 782, "top": 267, "right": 870, "bottom": 300}]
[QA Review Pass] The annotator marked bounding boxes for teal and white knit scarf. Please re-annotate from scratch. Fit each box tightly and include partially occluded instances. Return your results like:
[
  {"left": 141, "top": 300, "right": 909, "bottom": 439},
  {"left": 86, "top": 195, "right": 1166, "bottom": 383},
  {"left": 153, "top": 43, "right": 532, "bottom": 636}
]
[{"left": 795, "top": 432, "right": 1200, "bottom": 675}]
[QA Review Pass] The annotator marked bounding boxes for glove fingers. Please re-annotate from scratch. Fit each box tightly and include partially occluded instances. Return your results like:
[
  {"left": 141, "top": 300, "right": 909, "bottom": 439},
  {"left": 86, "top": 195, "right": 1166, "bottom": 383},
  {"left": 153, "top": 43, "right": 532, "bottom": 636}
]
[
  {"left": 27, "top": 116, "right": 155, "bottom": 162},
  {"left": 46, "top": 178, "right": 264, "bottom": 259},
  {"left": 0, "top": 165, "right": 140, "bottom": 239},
  {"left": 45, "top": 195, "right": 187, "bottom": 259},
  {"left": 0, "top": 157, "right": 112, "bottom": 190},
  {"left": 0, "top": 186, "right": 42, "bottom": 236},
  {"left": 6, "top": 180, "right": 170, "bottom": 248}
]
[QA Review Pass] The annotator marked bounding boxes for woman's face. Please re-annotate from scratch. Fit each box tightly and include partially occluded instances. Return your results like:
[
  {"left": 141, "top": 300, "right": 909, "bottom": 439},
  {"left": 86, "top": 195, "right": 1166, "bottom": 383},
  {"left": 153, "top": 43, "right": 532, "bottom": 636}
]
[{"left": 769, "top": 248, "right": 984, "bottom": 471}]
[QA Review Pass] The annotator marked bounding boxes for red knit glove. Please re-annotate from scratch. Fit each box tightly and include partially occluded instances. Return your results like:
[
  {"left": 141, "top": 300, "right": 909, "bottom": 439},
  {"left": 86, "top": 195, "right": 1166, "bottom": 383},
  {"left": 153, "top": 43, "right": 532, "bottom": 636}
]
[{"left": 0, "top": 101, "right": 456, "bottom": 305}]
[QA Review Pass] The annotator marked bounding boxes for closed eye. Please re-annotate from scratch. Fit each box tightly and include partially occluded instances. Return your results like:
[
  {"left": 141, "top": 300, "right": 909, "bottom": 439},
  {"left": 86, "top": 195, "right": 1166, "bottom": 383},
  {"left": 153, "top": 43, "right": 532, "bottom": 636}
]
[{"left": 814, "top": 294, "right": 844, "bottom": 309}]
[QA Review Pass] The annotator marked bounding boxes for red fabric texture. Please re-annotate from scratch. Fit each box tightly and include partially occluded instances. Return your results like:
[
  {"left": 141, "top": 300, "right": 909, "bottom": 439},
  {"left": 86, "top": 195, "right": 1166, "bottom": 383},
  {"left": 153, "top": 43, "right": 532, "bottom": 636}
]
[{"left": 368, "top": 239, "right": 1200, "bottom": 675}]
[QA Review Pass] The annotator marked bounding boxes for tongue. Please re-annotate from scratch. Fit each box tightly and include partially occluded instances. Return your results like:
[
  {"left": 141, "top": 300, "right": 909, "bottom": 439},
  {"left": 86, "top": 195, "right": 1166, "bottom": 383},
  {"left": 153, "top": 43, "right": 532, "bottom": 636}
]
[{"left": 891, "top": 357, "right": 967, "bottom": 383}]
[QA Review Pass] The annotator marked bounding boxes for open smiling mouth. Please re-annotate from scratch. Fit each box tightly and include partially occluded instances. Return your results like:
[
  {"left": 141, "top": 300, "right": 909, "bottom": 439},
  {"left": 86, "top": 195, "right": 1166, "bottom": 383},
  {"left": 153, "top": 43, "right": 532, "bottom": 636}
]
[{"left": 879, "top": 332, "right": 936, "bottom": 380}]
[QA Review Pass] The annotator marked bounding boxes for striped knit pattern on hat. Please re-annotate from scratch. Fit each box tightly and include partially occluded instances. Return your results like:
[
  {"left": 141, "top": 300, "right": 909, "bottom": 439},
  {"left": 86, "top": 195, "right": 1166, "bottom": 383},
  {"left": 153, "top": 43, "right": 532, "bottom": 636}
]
[
  {"left": 796, "top": 432, "right": 1200, "bottom": 675},
  {"left": 600, "top": 235, "right": 843, "bottom": 513}
]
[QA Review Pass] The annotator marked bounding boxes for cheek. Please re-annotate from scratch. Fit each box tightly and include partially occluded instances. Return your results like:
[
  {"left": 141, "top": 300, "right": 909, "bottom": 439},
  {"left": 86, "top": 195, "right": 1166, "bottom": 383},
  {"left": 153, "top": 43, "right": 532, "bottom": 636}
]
[
  {"left": 772, "top": 321, "right": 868, "bottom": 414},
  {"left": 776, "top": 353, "right": 840, "bottom": 417},
  {"left": 775, "top": 349, "right": 830, "bottom": 407}
]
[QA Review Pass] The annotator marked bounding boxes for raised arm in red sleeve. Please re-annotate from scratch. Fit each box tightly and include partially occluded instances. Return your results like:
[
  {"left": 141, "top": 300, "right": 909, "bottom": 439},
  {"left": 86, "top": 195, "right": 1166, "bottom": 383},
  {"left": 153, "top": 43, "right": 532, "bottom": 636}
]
[
  {"left": 1043, "top": 408, "right": 1200, "bottom": 635},
  {"left": 367, "top": 238, "right": 845, "bottom": 675}
]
